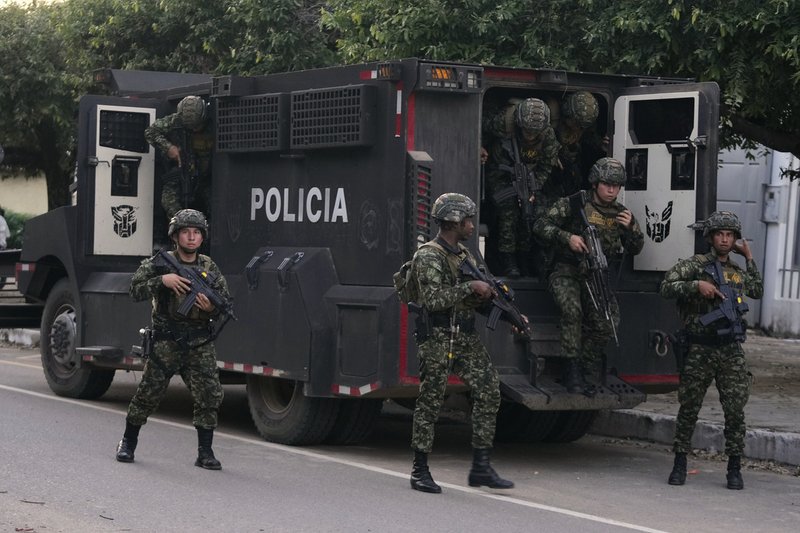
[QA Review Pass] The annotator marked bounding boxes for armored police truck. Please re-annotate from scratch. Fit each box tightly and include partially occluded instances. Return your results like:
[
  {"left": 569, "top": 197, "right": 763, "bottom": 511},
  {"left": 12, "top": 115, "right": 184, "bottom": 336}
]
[{"left": 9, "top": 59, "right": 719, "bottom": 445}]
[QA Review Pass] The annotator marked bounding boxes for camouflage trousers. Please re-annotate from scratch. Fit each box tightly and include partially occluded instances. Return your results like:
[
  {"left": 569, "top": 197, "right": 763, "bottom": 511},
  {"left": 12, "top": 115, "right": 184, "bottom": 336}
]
[
  {"left": 412, "top": 329, "right": 501, "bottom": 453},
  {"left": 549, "top": 264, "right": 619, "bottom": 371},
  {"left": 127, "top": 339, "right": 224, "bottom": 429},
  {"left": 673, "top": 343, "right": 750, "bottom": 455},
  {"left": 161, "top": 173, "right": 211, "bottom": 221}
]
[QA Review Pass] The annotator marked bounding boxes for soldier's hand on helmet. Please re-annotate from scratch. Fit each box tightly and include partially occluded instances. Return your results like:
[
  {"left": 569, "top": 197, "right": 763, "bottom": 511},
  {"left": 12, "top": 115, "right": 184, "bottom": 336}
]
[
  {"left": 469, "top": 280, "right": 495, "bottom": 301},
  {"left": 162, "top": 273, "right": 191, "bottom": 295},
  {"left": 732, "top": 238, "right": 753, "bottom": 261},
  {"left": 698, "top": 280, "right": 725, "bottom": 300},
  {"left": 167, "top": 144, "right": 182, "bottom": 167},
  {"left": 194, "top": 292, "right": 215, "bottom": 312},
  {"left": 568, "top": 234, "right": 588, "bottom": 253},
  {"left": 616, "top": 209, "right": 633, "bottom": 229}
]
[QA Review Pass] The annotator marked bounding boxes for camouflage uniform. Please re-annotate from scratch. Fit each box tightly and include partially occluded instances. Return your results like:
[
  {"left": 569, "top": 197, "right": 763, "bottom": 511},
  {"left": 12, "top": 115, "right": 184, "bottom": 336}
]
[
  {"left": 145, "top": 104, "right": 213, "bottom": 219},
  {"left": 533, "top": 190, "right": 643, "bottom": 369},
  {"left": 661, "top": 251, "right": 763, "bottom": 456},
  {"left": 410, "top": 239, "right": 501, "bottom": 452},
  {"left": 551, "top": 92, "right": 607, "bottom": 196},
  {"left": 484, "top": 100, "right": 561, "bottom": 257},
  {"left": 126, "top": 251, "right": 229, "bottom": 429}
]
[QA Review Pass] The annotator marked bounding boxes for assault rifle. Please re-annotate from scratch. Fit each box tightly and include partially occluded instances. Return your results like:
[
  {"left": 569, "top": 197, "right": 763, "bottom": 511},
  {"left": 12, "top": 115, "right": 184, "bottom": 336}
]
[
  {"left": 152, "top": 249, "right": 237, "bottom": 323},
  {"left": 162, "top": 130, "right": 200, "bottom": 209},
  {"left": 698, "top": 260, "right": 749, "bottom": 342},
  {"left": 458, "top": 255, "right": 531, "bottom": 337},
  {"left": 579, "top": 208, "right": 619, "bottom": 346},
  {"left": 492, "top": 136, "right": 538, "bottom": 231}
]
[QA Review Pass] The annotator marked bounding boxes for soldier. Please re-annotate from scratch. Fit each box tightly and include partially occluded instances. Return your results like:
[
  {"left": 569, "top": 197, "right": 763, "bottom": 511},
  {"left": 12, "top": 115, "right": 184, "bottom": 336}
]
[
  {"left": 533, "top": 158, "right": 643, "bottom": 393},
  {"left": 661, "top": 211, "right": 763, "bottom": 490},
  {"left": 484, "top": 98, "right": 561, "bottom": 277},
  {"left": 549, "top": 91, "right": 609, "bottom": 196},
  {"left": 115, "top": 209, "right": 229, "bottom": 470},
  {"left": 408, "top": 193, "right": 513, "bottom": 494},
  {"left": 145, "top": 95, "right": 213, "bottom": 220}
]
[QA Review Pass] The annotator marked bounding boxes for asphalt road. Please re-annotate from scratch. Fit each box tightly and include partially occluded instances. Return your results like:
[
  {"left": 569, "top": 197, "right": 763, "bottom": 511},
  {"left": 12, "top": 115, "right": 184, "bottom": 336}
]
[{"left": 1, "top": 345, "right": 798, "bottom": 533}]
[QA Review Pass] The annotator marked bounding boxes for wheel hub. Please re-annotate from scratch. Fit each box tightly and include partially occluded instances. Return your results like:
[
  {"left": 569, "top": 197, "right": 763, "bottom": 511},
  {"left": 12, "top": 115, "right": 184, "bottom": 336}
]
[{"left": 50, "top": 310, "right": 77, "bottom": 368}]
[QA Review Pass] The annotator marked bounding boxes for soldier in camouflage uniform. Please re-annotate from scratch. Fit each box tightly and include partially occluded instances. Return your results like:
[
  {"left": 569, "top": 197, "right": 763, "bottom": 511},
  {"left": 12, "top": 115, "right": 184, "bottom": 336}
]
[
  {"left": 408, "top": 193, "right": 513, "bottom": 494},
  {"left": 548, "top": 91, "right": 609, "bottom": 196},
  {"left": 484, "top": 98, "right": 561, "bottom": 277},
  {"left": 533, "top": 158, "right": 643, "bottom": 393},
  {"left": 145, "top": 96, "right": 213, "bottom": 221},
  {"left": 661, "top": 211, "right": 762, "bottom": 490},
  {"left": 115, "top": 209, "right": 229, "bottom": 470}
]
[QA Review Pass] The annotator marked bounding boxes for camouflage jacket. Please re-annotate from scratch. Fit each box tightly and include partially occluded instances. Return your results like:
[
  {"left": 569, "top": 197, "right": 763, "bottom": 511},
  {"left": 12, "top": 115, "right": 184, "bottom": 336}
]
[
  {"left": 660, "top": 251, "right": 763, "bottom": 336},
  {"left": 413, "top": 238, "right": 484, "bottom": 322},
  {"left": 486, "top": 128, "right": 561, "bottom": 193},
  {"left": 144, "top": 113, "right": 213, "bottom": 176},
  {"left": 130, "top": 251, "right": 230, "bottom": 331},
  {"left": 533, "top": 191, "right": 644, "bottom": 266}
]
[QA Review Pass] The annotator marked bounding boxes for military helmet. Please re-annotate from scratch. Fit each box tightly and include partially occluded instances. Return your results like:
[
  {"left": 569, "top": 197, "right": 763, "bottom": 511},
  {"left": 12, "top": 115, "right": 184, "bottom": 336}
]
[
  {"left": 515, "top": 98, "right": 551, "bottom": 134},
  {"left": 562, "top": 91, "right": 599, "bottom": 129},
  {"left": 431, "top": 193, "right": 477, "bottom": 223},
  {"left": 168, "top": 209, "right": 208, "bottom": 239},
  {"left": 588, "top": 157, "right": 626, "bottom": 185},
  {"left": 703, "top": 211, "right": 742, "bottom": 238},
  {"left": 176, "top": 96, "right": 207, "bottom": 129}
]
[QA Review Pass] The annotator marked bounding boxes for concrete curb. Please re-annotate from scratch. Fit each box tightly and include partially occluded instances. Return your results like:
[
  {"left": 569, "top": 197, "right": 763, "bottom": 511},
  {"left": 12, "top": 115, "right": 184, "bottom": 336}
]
[
  {"left": 0, "top": 328, "right": 39, "bottom": 347},
  {"left": 591, "top": 409, "right": 800, "bottom": 467}
]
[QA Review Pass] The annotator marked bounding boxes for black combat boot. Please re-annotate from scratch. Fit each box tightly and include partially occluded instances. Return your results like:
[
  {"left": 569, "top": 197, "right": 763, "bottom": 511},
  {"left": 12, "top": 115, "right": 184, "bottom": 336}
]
[
  {"left": 497, "top": 253, "right": 521, "bottom": 278},
  {"left": 563, "top": 359, "right": 585, "bottom": 394},
  {"left": 195, "top": 427, "right": 222, "bottom": 470},
  {"left": 668, "top": 452, "right": 687, "bottom": 485},
  {"left": 115, "top": 421, "right": 140, "bottom": 463},
  {"left": 726, "top": 455, "right": 744, "bottom": 490},
  {"left": 410, "top": 450, "right": 442, "bottom": 493},
  {"left": 468, "top": 448, "right": 514, "bottom": 489}
]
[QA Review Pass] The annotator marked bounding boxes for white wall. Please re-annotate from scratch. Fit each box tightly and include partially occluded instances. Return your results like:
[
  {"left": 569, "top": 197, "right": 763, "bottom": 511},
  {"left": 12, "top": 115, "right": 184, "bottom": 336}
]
[{"left": 0, "top": 174, "right": 48, "bottom": 215}]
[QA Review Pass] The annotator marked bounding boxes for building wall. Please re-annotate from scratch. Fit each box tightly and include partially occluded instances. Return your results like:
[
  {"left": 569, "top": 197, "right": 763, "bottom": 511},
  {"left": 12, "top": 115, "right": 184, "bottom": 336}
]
[{"left": 0, "top": 174, "right": 48, "bottom": 215}]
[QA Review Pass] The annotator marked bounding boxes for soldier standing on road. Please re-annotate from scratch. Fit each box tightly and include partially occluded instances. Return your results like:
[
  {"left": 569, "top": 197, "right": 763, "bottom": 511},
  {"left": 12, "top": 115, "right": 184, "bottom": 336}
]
[
  {"left": 484, "top": 98, "right": 561, "bottom": 277},
  {"left": 533, "top": 158, "right": 643, "bottom": 394},
  {"left": 661, "top": 211, "right": 763, "bottom": 490},
  {"left": 115, "top": 209, "right": 229, "bottom": 470},
  {"left": 408, "top": 193, "right": 514, "bottom": 494},
  {"left": 145, "top": 96, "right": 213, "bottom": 221}
]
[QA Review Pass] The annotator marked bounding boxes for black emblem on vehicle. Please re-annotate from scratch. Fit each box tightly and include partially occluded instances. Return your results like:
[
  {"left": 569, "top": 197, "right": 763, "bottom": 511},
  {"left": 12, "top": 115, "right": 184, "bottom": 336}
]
[
  {"left": 111, "top": 205, "right": 137, "bottom": 238},
  {"left": 645, "top": 201, "right": 673, "bottom": 243}
]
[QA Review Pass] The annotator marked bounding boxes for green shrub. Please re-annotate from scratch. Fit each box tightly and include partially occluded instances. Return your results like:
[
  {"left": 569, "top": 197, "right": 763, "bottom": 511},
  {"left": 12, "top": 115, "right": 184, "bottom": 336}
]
[{"left": 0, "top": 207, "right": 30, "bottom": 249}]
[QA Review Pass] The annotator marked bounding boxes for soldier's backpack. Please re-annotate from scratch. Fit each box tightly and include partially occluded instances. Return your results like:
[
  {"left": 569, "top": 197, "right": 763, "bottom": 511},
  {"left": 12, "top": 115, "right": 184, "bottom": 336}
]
[{"left": 392, "top": 240, "right": 462, "bottom": 304}]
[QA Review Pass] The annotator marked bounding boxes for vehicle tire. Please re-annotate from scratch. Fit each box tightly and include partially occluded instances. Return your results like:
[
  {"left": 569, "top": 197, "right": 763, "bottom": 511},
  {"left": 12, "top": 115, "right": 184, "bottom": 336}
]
[
  {"left": 543, "top": 410, "right": 598, "bottom": 443},
  {"left": 495, "top": 402, "right": 559, "bottom": 443},
  {"left": 246, "top": 375, "right": 340, "bottom": 446},
  {"left": 324, "top": 399, "right": 383, "bottom": 445},
  {"left": 40, "top": 279, "right": 115, "bottom": 399}
]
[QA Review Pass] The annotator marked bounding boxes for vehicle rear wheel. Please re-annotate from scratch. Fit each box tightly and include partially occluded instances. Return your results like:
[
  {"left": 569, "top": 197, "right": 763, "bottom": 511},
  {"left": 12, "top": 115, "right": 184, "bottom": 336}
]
[
  {"left": 324, "top": 399, "right": 383, "bottom": 445},
  {"left": 543, "top": 410, "right": 597, "bottom": 443},
  {"left": 246, "top": 375, "right": 340, "bottom": 445},
  {"left": 40, "top": 279, "right": 115, "bottom": 399},
  {"left": 495, "top": 401, "right": 559, "bottom": 442}
]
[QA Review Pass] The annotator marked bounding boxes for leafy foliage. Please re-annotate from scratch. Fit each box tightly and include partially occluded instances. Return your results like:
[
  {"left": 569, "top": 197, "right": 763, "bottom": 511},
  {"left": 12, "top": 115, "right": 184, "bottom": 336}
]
[{"left": 0, "top": 207, "right": 31, "bottom": 249}]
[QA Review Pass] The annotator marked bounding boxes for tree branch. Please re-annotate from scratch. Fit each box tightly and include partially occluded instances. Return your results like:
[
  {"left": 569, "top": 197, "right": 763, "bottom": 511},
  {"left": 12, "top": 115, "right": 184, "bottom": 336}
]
[{"left": 728, "top": 113, "right": 800, "bottom": 159}]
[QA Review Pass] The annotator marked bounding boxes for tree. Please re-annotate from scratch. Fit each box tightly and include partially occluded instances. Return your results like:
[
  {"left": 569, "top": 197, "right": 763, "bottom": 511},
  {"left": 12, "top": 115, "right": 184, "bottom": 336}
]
[{"left": 0, "top": 2, "right": 79, "bottom": 209}]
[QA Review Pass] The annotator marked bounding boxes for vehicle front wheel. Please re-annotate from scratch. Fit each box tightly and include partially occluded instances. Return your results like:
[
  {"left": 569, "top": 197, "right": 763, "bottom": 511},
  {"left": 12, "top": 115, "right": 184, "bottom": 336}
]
[{"left": 40, "top": 279, "right": 114, "bottom": 399}]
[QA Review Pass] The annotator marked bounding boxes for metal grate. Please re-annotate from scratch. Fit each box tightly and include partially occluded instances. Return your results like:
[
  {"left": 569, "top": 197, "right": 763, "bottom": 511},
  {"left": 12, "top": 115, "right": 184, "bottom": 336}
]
[
  {"left": 99, "top": 110, "right": 149, "bottom": 153},
  {"left": 290, "top": 85, "right": 375, "bottom": 149},
  {"left": 216, "top": 94, "right": 286, "bottom": 152},
  {"left": 413, "top": 164, "right": 433, "bottom": 247}
]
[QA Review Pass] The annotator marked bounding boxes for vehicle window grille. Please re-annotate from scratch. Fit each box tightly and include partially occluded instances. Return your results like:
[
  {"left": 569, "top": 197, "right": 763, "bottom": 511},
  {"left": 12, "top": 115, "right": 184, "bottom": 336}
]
[
  {"left": 99, "top": 110, "right": 149, "bottom": 153},
  {"left": 216, "top": 94, "right": 285, "bottom": 152},
  {"left": 290, "top": 85, "right": 376, "bottom": 149}
]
